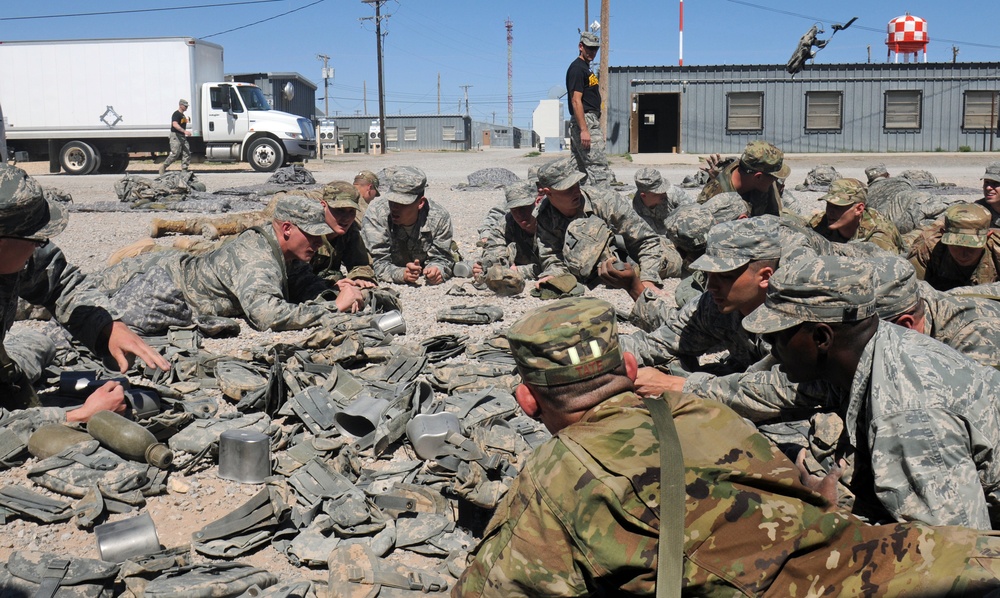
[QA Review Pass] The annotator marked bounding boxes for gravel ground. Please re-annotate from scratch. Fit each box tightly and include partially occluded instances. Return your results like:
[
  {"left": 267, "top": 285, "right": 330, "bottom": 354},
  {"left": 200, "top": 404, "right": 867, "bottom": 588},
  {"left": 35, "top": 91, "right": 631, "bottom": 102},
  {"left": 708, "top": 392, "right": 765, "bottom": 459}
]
[{"left": 1, "top": 148, "right": 995, "bottom": 592}]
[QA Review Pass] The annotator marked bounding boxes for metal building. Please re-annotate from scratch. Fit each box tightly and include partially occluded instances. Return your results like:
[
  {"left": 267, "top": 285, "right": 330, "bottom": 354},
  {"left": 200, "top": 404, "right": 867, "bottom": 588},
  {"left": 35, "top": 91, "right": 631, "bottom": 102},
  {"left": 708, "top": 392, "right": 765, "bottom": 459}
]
[
  {"left": 332, "top": 115, "right": 472, "bottom": 151},
  {"left": 227, "top": 72, "right": 317, "bottom": 122},
  {"left": 470, "top": 121, "right": 527, "bottom": 149},
  {"left": 606, "top": 62, "right": 1000, "bottom": 155}
]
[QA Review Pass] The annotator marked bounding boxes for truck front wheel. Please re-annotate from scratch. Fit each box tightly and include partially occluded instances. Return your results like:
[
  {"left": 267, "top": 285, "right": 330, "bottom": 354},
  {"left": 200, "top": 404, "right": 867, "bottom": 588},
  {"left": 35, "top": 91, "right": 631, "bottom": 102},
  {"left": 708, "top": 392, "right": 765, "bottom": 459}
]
[
  {"left": 59, "top": 141, "right": 99, "bottom": 175},
  {"left": 247, "top": 138, "right": 284, "bottom": 172}
]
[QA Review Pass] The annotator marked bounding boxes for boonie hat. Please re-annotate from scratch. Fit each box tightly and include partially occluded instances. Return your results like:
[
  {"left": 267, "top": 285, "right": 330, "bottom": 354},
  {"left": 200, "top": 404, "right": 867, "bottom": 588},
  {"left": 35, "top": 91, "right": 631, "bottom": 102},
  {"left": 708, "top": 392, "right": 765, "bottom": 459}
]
[
  {"left": 0, "top": 165, "right": 67, "bottom": 241},
  {"left": 941, "top": 203, "right": 990, "bottom": 248},
  {"left": 739, "top": 141, "right": 791, "bottom": 179},
  {"left": 871, "top": 255, "right": 920, "bottom": 319},
  {"left": 982, "top": 162, "right": 1000, "bottom": 184},
  {"left": 322, "top": 181, "right": 362, "bottom": 211},
  {"left": 742, "top": 255, "right": 878, "bottom": 335},
  {"left": 537, "top": 157, "right": 586, "bottom": 191},
  {"left": 504, "top": 181, "right": 538, "bottom": 210},
  {"left": 355, "top": 170, "right": 381, "bottom": 196},
  {"left": 689, "top": 215, "right": 781, "bottom": 273},
  {"left": 507, "top": 297, "right": 622, "bottom": 387},
  {"left": 580, "top": 31, "right": 600, "bottom": 47},
  {"left": 634, "top": 168, "right": 672, "bottom": 195},
  {"left": 865, "top": 163, "right": 889, "bottom": 184},
  {"left": 179, "top": 99, "right": 190, "bottom": 107},
  {"left": 273, "top": 194, "right": 334, "bottom": 236},
  {"left": 819, "top": 178, "right": 867, "bottom": 207},
  {"left": 383, "top": 166, "right": 427, "bottom": 205}
]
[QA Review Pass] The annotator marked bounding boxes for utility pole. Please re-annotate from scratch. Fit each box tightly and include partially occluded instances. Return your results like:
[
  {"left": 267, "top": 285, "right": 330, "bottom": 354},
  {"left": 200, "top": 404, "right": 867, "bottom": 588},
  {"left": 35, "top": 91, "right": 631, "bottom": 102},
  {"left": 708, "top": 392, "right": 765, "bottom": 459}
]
[
  {"left": 506, "top": 18, "right": 514, "bottom": 128},
  {"left": 952, "top": 45, "right": 960, "bottom": 63},
  {"left": 459, "top": 85, "right": 472, "bottom": 116},
  {"left": 598, "top": 0, "right": 609, "bottom": 137},
  {"left": 316, "top": 53, "right": 331, "bottom": 159},
  {"left": 361, "top": 0, "right": 389, "bottom": 154},
  {"left": 584, "top": 0, "right": 588, "bottom": 31},
  {"left": 437, "top": 73, "right": 441, "bottom": 114},
  {"left": 363, "top": 81, "right": 367, "bottom": 115}
]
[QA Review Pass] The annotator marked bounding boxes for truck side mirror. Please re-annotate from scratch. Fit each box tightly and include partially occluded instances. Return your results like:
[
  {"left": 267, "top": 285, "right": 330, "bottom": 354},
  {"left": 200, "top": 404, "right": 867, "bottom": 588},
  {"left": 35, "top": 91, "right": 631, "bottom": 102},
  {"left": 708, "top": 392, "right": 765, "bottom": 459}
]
[{"left": 220, "top": 85, "right": 236, "bottom": 119}]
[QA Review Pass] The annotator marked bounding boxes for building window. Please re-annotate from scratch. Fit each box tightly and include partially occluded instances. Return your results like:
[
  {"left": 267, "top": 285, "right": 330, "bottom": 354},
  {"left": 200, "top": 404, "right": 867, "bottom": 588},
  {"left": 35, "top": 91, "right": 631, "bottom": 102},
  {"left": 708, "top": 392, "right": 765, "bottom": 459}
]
[
  {"left": 963, "top": 91, "right": 999, "bottom": 130},
  {"left": 442, "top": 125, "right": 456, "bottom": 140},
  {"left": 404, "top": 126, "right": 417, "bottom": 141},
  {"left": 805, "top": 91, "right": 843, "bottom": 131},
  {"left": 385, "top": 128, "right": 398, "bottom": 142},
  {"left": 884, "top": 90, "right": 922, "bottom": 130},
  {"left": 727, "top": 92, "right": 763, "bottom": 132}
]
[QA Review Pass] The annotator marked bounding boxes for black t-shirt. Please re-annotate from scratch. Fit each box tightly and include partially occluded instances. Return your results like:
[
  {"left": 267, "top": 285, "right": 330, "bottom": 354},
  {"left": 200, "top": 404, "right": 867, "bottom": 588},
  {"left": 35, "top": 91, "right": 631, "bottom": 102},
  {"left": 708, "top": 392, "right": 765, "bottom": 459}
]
[
  {"left": 566, "top": 57, "right": 600, "bottom": 118},
  {"left": 170, "top": 110, "right": 188, "bottom": 137}
]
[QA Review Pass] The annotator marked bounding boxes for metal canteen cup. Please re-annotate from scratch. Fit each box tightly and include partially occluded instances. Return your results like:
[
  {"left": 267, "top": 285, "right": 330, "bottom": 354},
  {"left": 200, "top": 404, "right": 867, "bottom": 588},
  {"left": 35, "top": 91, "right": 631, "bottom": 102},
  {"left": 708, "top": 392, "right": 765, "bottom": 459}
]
[
  {"left": 95, "top": 512, "right": 161, "bottom": 563},
  {"left": 405, "top": 412, "right": 462, "bottom": 460},
  {"left": 218, "top": 429, "right": 271, "bottom": 484},
  {"left": 375, "top": 310, "right": 406, "bottom": 336},
  {"left": 452, "top": 261, "right": 474, "bottom": 278},
  {"left": 334, "top": 394, "right": 390, "bottom": 439},
  {"left": 125, "top": 388, "right": 161, "bottom": 420}
]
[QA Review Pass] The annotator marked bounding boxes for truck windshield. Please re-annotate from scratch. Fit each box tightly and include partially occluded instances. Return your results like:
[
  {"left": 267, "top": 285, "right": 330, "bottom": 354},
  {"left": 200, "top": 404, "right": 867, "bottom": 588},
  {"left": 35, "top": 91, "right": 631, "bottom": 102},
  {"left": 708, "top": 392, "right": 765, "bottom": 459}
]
[{"left": 237, "top": 86, "right": 271, "bottom": 111}]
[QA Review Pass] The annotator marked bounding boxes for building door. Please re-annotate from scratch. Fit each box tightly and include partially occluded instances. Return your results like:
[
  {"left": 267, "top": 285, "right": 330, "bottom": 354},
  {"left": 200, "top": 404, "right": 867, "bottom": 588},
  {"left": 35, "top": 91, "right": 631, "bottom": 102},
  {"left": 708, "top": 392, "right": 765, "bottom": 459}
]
[
  {"left": 630, "top": 93, "right": 681, "bottom": 153},
  {"left": 482, "top": 130, "right": 491, "bottom": 147}
]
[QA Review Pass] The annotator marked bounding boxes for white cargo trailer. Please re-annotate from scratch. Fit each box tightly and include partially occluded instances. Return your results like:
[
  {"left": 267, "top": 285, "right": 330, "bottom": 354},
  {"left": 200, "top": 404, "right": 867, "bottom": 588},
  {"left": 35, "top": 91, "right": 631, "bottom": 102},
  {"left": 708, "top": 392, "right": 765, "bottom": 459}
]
[{"left": 0, "top": 37, "right": 315, "bottom": 174}]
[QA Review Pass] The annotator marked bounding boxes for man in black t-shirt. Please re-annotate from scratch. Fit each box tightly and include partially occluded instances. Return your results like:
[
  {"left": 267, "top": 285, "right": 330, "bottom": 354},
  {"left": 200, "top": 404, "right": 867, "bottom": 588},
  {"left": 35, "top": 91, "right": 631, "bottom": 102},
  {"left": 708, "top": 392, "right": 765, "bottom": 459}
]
[
  {"left": 566, "top": 31, "right": 616, "bottom": 188},
  {"left": 159, "top": 98, "right": 192, "bottom": 175}
]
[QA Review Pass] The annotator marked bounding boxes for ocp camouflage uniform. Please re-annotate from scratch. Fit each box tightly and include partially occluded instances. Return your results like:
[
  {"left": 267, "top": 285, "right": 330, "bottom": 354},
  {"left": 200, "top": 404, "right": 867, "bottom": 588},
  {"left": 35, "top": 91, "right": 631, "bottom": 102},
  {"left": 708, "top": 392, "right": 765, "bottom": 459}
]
[
  {"left": 808, "top": 207, "right": 904, "bottom": 254},
  {"left": 697, "top": 159, "right": 784, "bottom": 217},
  {"left": 455, "top": 389, "right": 1000, "bottom": 596},
  {"left": 909, "top": 205, "right": 1000, "bottom": 291},
  {"left": 360, "top": 197, "right": 457, "bottom": 284},
  {"left": 477, "top": 205, "right": 540, "bottom": 279},
  {"left": 536, "top": 186, "right": 678, "bottom": 283},
  {"left": 974, "top": 198, "right": 1000, "bottom": 228}
]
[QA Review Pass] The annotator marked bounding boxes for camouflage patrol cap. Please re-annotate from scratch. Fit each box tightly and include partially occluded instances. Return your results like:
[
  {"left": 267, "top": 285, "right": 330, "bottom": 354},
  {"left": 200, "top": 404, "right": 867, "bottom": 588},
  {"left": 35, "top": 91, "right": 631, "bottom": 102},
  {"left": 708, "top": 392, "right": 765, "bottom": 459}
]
[
  {"left": 742, "top": 255, "right": 878, "bottom": 335},
  {"left": 739, "top": 141, "right": 791, "bottom": 179},
  {"left": 485, "top": 263, "right": 525, "bottom": 296},
  {"left": 689, "top": 215, "right": 781, "bottom": 273},
  {"left": 354, "top": 170, "right": 381, "bottom": 196},
  {"left": 662, "top": 204, "right": 712, "bottom": 253},
  {"left": 982, "top": 162, "right": 1000, "bottom": 184},
  {"left": 865, "top": 163, "right": 889, "bottom": 184},
  {"left": 0, "top": 165, "right": 67, "bottom": 241},
  {"left": 871, "top": 255, "right": 920, "bottom": 319},
  {"left": 634, "top": 168, "right": 672, "bottom": 194},
  {"left": 504, "top": 181, "right": 538, "bottom": 210},
  {"left": 273, "top": 194, "right": 334, "bottom": 236},
  {"left": 703, "top": 191, "right": 750, "bottom": 223},
  {"left": 526, "top": 165, "right": 540, "bottom": 185},
  {"left": 941, "top": 203, "right": 990, "bottom": 248},
  {"left": 179, "top": 99, "right": 189, "bottom": 107},
  {"left": 383, "top": 166, "right": 427, "bottom": 205},
  {"left": 538, "top": 157, "right": 586, "bottom": 191},
  {"left": 322, "top": 181, "right": 362, "bottom": 210},
  {"left": 819, "top": 178, "right": 867, "bottom": 207},
  {"left": 579, "top": 31, "right": 600, "bottom": 47},
  {"left": 507, "top": 297, "right": 622, "bottom": 387}
]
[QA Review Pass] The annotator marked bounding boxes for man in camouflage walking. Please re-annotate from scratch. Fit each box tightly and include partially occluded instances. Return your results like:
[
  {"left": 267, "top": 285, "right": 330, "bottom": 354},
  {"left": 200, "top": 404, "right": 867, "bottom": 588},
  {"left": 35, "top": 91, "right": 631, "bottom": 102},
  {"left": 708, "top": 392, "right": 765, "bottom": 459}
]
[{"left": 566, "top": 31, "right": 617, "bottom": 187}]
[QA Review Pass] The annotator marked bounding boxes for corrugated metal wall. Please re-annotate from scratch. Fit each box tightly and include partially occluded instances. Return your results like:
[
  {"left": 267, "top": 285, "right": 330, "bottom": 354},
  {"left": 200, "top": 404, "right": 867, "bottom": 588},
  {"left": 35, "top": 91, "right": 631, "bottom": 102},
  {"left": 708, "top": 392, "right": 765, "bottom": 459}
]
[
  {"left": 470, "top": 121, "right": 527, "bottom": 148},
  {"left": 333, "top": 115, "right": 472, "bottom": 151},
  {"left": 608, "top": 62, "right": 1000, "bottom": 154}
]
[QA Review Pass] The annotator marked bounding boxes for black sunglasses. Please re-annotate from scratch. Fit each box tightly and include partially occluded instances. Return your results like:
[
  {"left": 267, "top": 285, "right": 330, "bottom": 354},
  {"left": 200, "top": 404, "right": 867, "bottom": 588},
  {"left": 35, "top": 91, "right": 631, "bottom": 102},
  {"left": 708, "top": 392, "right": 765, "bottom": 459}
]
[{"left": 0, "top": 235, "right": 49, "bottom": 247}]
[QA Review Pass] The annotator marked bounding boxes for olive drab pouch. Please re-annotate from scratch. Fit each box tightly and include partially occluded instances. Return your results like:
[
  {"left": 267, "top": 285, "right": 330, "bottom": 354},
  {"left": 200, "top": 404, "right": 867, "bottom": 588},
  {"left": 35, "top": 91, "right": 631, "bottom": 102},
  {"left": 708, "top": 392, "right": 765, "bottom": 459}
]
[
  {"left": 167, "top": 412, "right": 271, "bottom": 456},
  {"left": 0, "top": 484, "right": 74, "bottom": 523},
  {"left": 193, "top": 485, "right": 289, "bottom": 558},
  {"left": 484, "top": 263, "right": 525, "bottom": 296},
  {"left": 0, "top": 551, "right": 119, "bottom": 598},
  {"left": 530, "top": 273, "right": 585, "bottom": 300},
  {"left": 327, "top": 543, "right": 449, "bottom": 598}
]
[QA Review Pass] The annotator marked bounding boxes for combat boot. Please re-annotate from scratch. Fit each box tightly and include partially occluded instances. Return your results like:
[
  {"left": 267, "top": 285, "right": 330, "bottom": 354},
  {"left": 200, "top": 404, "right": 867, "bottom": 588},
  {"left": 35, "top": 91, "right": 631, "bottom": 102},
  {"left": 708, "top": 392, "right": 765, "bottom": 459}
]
[
  {"left": 149, "top": 217, "right": 203, "bottom": 237},
  {"left": 158, "top": 163, "right": 166, "bottom": 176},
  {"left": 107, "top": 238, "right": 157, "bottom": 266},
  {"left": 201, "top": 217, "right": 251, "bottom": 240}
]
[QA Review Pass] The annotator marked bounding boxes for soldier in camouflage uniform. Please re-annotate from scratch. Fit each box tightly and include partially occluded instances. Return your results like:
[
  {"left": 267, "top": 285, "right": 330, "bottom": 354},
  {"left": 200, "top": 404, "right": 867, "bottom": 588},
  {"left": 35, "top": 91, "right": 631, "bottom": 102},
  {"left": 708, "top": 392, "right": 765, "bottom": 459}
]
[
  {"left": 352, "top": 169, "right": 380, "bottom": 217},
  {"left": 909, "top": 203, "right": 1000, "bottom": 291},
  {"left": 473, "top": 181, "right": 540, "bottom": 282},
  {"left": 456, "top": 296, "right": 1000, "bottom": 597},
  {"left": 865, "top": 163, "right": 889, "bottom": 185},
  {"left": 742, "top": 255, "right": 1000, "bottom": 528},
  {"left": 973, "top": 161, "right": 1000, "bottom": 227},
  {"left": 534, "top": 157, "right": 680, "bottom": 291},
  {"left": 566, "top": 31, "right": 617, "bottom": 187},
  {"left": 360, "top": 166, "right": 457, "bottom": 285},
  {"left": 0, "top": 165, "right": 168, "bottom": 419},
  {"left": 93, "top": 195, "right": 365, "bottom": 332},
  {"left": 631, "top": 167, "right": 693, "bottom": 235},
  {"left": 808, "top": 178, "right": 904, "bottom": 253},
  {"left": 697, "top": 140, "right": 789, "bottom": 217},
  {"left": 308, "top": 181, "right": 376, "bottom": 285}
]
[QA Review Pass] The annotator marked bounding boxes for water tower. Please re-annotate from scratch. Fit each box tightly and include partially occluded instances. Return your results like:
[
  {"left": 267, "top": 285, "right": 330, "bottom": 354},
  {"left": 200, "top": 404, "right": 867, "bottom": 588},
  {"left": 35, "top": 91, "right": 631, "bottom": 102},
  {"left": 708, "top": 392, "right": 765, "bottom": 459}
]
[{"left": 886, "top": 13, "right": 928, "bottom": 63}]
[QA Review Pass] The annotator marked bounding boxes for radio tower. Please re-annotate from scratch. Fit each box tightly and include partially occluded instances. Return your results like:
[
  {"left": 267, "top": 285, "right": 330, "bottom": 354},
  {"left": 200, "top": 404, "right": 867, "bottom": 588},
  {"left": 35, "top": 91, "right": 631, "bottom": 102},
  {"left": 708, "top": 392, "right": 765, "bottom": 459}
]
[{"left": 506, "top": 18, "right": 514, "bottom": 128}]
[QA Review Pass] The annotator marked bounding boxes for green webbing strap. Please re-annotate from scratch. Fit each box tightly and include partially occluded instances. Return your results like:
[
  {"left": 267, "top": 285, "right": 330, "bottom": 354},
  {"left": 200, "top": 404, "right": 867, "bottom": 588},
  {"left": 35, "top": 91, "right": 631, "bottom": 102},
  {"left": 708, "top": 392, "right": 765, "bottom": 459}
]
[{"left": 643, "top": 396, "right": 684, "bottom": 598}]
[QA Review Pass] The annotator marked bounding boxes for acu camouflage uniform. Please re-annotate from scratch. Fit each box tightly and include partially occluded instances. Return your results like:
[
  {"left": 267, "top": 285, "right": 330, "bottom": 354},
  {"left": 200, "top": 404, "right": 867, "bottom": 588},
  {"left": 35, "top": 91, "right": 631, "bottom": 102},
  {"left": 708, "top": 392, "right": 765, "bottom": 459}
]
[
  {"left": 631, "top": 168, "right": 694, "bottom": 235},
  {"left": 807, "top": 178, "right": 904, "bottom": 254},
  {"left": 361, "top": 198, "right": 457, "bottom": 284},
  {"left": 975, "top": 162, "right": 1000, "bottom": 227},
  {"left": 476, "top": 182, "right": 540, "bottom": 279}
]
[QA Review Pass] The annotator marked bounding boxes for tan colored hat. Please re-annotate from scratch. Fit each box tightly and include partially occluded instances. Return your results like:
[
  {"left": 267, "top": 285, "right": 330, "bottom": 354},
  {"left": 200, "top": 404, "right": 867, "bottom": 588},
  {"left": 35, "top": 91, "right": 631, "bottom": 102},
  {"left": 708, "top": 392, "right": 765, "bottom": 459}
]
[
  {"left": 579, "top": 31, "right": 600, "bottom": 47},
  {"left": 322, "top": 181, "right": 361, "bottom": 211},
  {"left": 941, "top": 203, "right": 990, "bottom": 248},
  {"left": 982, "top": 162, "right": 1000, "bottom": 184},
  {"left": 819, "top": 178, "right": 867, "bottom": 207},
  {"left": 739, "top": 141, "right": 790, "bottom": 179},
  {"left": 179, "top": 99, "right": 190, "bottom": 107}
]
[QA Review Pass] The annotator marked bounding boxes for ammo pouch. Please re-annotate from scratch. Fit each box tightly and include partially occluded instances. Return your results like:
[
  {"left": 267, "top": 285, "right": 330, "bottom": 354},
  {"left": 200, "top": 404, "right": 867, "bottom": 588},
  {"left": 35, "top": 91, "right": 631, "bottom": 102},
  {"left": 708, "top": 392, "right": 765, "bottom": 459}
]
[
  {"left": 530, "top": 273, "right": 585, "bottom": 300},
  {"left": 428, "top": 363, "right": 518, "bottom": 395},
  {"left": 27, "top": 440, "right": 164, "bottom": 505},
  {"left": 0, "top": 484, "right": 74, "bottom": 523},
  {"left": 141, "top": 562, "right": 277, "bottom": 598},
  {"left": 328, "top": 543, "right": 449, "bottom": 597},
  {"left": 435, "top": 305, "right": 503, "bottom": 325},
  {"left": 193, "top": 485, "right": 289, "bottom": 558},
  {"left": 563, "top": 215, "right": 615, "bottom": 280},
  {"left": 484, "top": 263, "right": 525, "bottom": 296},
  {"left": 0, "top": 551, "right": 119, "bottom": 598}
]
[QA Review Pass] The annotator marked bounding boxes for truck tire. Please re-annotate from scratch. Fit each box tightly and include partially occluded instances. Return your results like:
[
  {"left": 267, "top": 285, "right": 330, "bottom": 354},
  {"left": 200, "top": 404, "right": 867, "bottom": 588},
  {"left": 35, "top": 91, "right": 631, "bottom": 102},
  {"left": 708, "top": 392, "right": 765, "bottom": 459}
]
[
  {"left": 247, "top": 137, "right": 284, "bottom": 172},
  {"left": 98, "top": 153, "right": 130, "bottom": 174},
  {"left": 59, "top": 141, "right": 99, "bottom": 175}
]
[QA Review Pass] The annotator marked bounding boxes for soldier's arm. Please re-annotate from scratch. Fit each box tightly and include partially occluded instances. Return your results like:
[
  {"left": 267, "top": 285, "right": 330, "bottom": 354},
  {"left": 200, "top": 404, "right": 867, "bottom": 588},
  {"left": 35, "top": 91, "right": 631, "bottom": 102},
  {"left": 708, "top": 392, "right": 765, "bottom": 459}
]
[
  {"left": 535, "top": 218, "right": 570, "bottom": 280},
  {"left": 335, "top": 226, "right": 376, "bottom": 282},
  {"left": 360, "top": 210, "right": 407, "bottom": 284},
  {"left": 600, "top": 194, "right": 672, "bottom": 283},
  {"left": 682, "top": 366, "right": 842, "bottom": 423},
  {"left": 421, "top": 209, "right": 456, "bottom": 279}
]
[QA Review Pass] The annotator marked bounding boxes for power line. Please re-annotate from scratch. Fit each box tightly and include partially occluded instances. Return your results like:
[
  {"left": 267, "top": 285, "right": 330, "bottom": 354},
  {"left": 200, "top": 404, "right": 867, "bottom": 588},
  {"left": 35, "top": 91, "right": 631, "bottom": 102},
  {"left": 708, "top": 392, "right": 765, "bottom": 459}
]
[
  {"left": 0, "top": 0, "right": 286, "bottom": 21},
  {"left": 203, "top": 0, "right": 325, "bottom": 38}
]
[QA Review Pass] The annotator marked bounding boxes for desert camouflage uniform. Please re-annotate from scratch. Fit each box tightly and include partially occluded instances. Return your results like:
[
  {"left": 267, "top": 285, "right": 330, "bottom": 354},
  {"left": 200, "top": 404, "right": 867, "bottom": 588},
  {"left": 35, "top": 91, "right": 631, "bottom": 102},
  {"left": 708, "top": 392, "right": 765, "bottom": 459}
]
[
  {"left": 808, "top": 207, "right": 904, "bottom": 254},
  {"left": 697, "top": 159, "right": 783, "bottom": 217},
  {"left": 456, "top": 390, "right": 1000, "bottom": 597},
  {"left": 535, "top": 186, "right": 677, "bottom": 283},
  {"left": 93, "top": 227, "right": 340, "bottom": 332},
  {"left": 311, "top": 225, "right": 375, "bottom": 283},
  {"left": 910, "top": 235, "right": 1000, "bottom": 291},
  {"left": 631, "top": 188, "right": 694, "bottom": 236},
  {"left": 360, "top": 197, "right": 456, "bottom": 284},
  {"left": 477, "top": 205, "right": 540, "bottom": 279}
]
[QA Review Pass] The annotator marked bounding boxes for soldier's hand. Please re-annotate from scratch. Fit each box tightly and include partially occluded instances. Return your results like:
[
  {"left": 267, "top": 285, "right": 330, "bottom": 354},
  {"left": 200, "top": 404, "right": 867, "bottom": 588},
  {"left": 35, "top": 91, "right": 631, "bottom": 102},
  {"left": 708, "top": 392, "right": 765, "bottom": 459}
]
[
  {"left": 403, "top": 260, "right": 422, "bottom": 284},
  {"left": 337, "top": 277, "right": 376, "bottom": 290},
  {"left": 795, "top": 449, "right": 846, "bottom": 504},
  {"left": 597, "top": 257, "right": 635, "bottom": 288},
  {"left": 535, "top": 275, "right": 553, "bottom": 289},
  {"left": 335, "top": 284, "right": 365, "bottom": 313},
  {"left": 580, "top": 130, "right": 592, "bottom": 150},
  {"left": 634, "top": 368, "right": 686, "bottom": 396},
  {"left": 66, "top": 381, "right": 127, "bottom": 424},
  {"left": 423, "top": 265, "right": 444, "bottom": 285},
  {"left": 103, "top": 321, "right": 171, "bottom": 373},
  {"left": 472, "top": 262, "right": 484, "bottom": 277},
  {"left": 701, "top": 153, "right": 723, "bottom": 178}
]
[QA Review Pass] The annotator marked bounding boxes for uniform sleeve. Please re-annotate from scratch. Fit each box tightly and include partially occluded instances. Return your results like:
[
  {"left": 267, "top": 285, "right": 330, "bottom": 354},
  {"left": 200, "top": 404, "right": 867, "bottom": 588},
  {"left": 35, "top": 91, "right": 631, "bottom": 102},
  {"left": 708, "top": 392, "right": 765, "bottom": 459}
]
[
  {"left": 421, "top": 208, "right": 456, "bottom": 279},
  {"left": 597, "top": 193, "right": 672, "bottom": 283},
  {"left": 478, "top": 207, "right": 512, "bottom": 266},
  {"left": 621, "top": 295, "right": 718, "bottom": 369},
  {"left": 19, "top": 243, "right": 116, "bottom": 353},
  {"left": 535, "top": 209, "right": 571, "bottom": 280},
  {"left": 338, "top": 225, "right": 376, "bottom": 281},
  {"left": 361, "top": 205, "right": 407, "bottom": 284},
  {"left": 286, "top": 259, "right": 334, "bottom": 303}
]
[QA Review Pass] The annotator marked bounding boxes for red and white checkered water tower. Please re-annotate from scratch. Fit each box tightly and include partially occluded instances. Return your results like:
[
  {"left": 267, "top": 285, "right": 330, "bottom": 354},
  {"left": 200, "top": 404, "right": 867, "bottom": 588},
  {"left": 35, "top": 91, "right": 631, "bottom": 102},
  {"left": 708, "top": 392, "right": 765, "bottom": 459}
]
[{"left": 886, "top": 13, "right": 928, "bottom": 63}]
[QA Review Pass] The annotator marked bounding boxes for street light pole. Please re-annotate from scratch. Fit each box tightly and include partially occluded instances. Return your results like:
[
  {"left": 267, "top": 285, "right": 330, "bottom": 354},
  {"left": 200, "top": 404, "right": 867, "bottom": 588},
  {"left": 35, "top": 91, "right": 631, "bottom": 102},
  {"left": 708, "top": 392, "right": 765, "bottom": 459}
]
[{"left": 362, "top": 0, "right": 388, "bottom": 155}]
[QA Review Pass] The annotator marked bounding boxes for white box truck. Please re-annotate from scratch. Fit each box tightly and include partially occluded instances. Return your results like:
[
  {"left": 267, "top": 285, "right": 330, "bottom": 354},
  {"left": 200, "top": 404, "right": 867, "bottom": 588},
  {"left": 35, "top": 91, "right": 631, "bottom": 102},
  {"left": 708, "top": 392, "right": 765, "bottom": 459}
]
[{"left": 0, "top": 37, "right": 316, "bottom": 174}]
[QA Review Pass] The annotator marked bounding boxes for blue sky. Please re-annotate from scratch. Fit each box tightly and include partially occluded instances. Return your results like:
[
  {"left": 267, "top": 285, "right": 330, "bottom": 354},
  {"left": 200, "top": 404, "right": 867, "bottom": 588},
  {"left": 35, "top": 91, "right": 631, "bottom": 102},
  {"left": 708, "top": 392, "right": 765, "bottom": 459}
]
[{"left": 2, "top": 1, "right": 997, "bottom": 130}]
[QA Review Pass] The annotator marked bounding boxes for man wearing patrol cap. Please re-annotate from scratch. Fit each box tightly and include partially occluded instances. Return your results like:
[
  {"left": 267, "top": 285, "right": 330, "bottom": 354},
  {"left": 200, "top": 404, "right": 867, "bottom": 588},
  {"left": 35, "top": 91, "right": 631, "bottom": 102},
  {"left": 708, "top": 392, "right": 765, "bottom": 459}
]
[
  {"left": 865, "top": 163, "right": 890, "bottom": 185},
  {"left": 94, "top": 193, "right": 365, "bottom": 331},
  {"left": 631, "top": 167, "right": 693, "bottom": 235},
  {"left": 742, "top": 254, "right": 1000, "bottom": 529},
  {"left": 310, "top": 180, "right": 376, "bottom": 286},
  {"left": 808, "top": 178, "right": 904, "bottom": 253},
  {"left": 361, "top": 165, "right": 457, "bottom": 285},
  {"left": 909, "top": 203, "right": 1000, "bottom": 291},
  {"left": 0, "top": 164, "right": 169, "bottom": 420},
  {"left": 975, "top": 161, "right": 1000, "bottom": 227},
  {"left": 566, "top": 30, "right": 617, "bottom": 187},
  {"left": 160, "top": 98, "right": 192, "bottom": 175},
  {"left": 457, "top": 296, "right": 1000, "bottom": 596},
  {"left": 473, "top": 181, "right": 541, "bottom": 287},
  {"left": 698, "top": 140, "right": 789, "bottom": 217}
]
